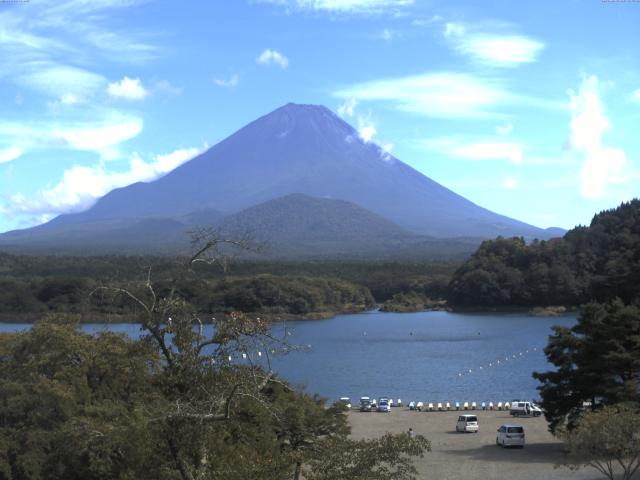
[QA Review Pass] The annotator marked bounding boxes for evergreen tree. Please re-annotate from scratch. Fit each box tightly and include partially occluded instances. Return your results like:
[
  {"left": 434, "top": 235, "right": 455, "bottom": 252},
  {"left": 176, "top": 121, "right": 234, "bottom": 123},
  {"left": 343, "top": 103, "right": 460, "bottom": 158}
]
[{"left": 533, "top": 299, "right": 640, "bottom": 432}]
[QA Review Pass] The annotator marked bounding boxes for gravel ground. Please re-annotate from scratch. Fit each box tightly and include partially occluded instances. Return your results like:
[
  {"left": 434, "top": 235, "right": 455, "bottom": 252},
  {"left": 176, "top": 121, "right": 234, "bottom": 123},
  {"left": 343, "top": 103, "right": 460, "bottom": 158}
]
[{"left": 347, "top": 409, "right": 601, "bottom": 480}]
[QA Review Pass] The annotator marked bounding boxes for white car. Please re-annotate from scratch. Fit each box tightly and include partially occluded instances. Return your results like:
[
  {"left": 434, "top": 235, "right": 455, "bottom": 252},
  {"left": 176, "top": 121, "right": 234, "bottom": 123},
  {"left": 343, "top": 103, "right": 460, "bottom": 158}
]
[
  {"left": 455, "top": 414, "right": 479, "bottom": 433},
  {"left": 496, "top": 424, "right": 525, "bottom": 448},
  {"left": 377, "top": 399, "right": 391, "bottom": 412}
]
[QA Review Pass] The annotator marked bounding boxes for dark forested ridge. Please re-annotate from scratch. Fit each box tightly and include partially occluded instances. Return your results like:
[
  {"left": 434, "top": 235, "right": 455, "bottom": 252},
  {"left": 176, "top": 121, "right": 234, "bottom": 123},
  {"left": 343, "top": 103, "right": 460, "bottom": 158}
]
[
  {"left": 0, "top": 254, "right": 456, "bottom": 321},
  {"left": 447, "top": 200, "right": 640, "bottom": 308},
  {"left": 0, "top": 194, "right": 482, "bottom": 261}
]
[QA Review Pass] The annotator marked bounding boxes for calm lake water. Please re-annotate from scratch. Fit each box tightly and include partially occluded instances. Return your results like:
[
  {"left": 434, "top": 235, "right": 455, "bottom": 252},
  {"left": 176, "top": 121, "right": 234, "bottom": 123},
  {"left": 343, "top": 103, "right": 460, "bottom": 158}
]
[{"left": 1, "top": 310, "right": 575, "bottom": 404}]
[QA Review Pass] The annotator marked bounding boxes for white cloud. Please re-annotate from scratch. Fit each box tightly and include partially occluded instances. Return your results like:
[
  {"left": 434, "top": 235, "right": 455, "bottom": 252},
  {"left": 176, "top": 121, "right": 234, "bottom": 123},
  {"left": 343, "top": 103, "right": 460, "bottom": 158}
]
[
  {"left": 154, "top": 80, "right": 183, "bottom": 96},
  {"left": 107, "top": 76, "right": 149, "bottom": 100},
  {"left": 443, "top": 22, "right": 544, "bottom": 68},
  {"left": 422, "top": 138, "right": 524, "bottom": 164},
  {"left": 443, "top": 22, "right": 465, "bottom": 37},
  {"left": 0, "top": 114, "right": 144, "bottom": 158},
  {"left": 257, "top": 49, "right": 289, "bottom": 69},
  {"left": 335, "top": 72, "right": 565, "bottom": 119},
  {"left": 496, "top": 122, "right": 513, "bottom": 136},
  {"left": 261, "top": 0, "right": 413, "bottom": 14},
  {"left": 631, "top": 88, "right": 640, "bottom": 103},
  {"left": 0, "top": 146, "right": 23, "bottom": 164},
  {"left": 4, "top": 146, "right": 204, "bottom": 217},
  {"left": 337, "top": 101, "right": 394, "bottom": 162},
  {"left": 358, "top": 123, "right": 377, "bottom": 142},
  {"left": 456, "top": 142, "right": 523, "bottom": 164},
  {"left": 55, "top": 118, "right": 143, "bottom": 152},
  {"left": 337, "top": 97, "right": 357, "bottom": 117},
  {"left": 18, "top": 64, "right": 106, "bottom": 100},
  {"left": 379, "top": 29, "right": 397, "bottom": 41},
  {"left": 347, "top": 106, "right": 378, "bottom": 142},
  {"left": 48, "top": 92, "right": 81, "bottom": 109},
  {"left": 213, "top": 74, "right": 239, "bottom": 88},
  {"left": 336, "top": 73, "right": 507, "bottom": 118},
  {"left": 501, "top": 177, "right": 519, "bottom": 189},
  {"left": 83, "top": 30, "right": 158, "bottom": 63},
  {"left": 569, "top": 75, "right": 628, "bottom": 199},
  {"left": 60, "top": 93, "right": 80, "bottom": 105},
  {"left": 412, "top": 15, "right": 443, "bottom": 27},
  {"left": 457, "top": 35, "right": 544, "bottom": 66}
]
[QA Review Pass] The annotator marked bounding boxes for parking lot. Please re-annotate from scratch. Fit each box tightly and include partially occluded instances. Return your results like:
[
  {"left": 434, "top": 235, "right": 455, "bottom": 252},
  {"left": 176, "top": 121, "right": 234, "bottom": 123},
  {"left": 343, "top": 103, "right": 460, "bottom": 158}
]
[{"left": 347, "top": 409, "right": 600, "bottom": 480}]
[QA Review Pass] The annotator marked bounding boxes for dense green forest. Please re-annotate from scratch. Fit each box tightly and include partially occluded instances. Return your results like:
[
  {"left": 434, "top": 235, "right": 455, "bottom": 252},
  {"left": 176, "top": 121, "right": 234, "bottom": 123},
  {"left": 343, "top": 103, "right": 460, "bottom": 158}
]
[
  {"left": 0, "top": 254, "right": 456, "bottom": 321},
  {"left": 0, "top": 311, "right": 430, "bottom": 480},
  {"left": 447, "top": 200, "right": 640, "bottom": 308},
  {"left": 0, "top": 233, "right": 433, "bottom": 480}
]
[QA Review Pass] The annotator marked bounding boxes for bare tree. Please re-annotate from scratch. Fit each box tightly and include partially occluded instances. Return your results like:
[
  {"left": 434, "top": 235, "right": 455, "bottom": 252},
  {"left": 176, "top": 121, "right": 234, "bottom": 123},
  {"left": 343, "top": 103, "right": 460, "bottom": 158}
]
[{"left": 90, "top": 230, "right": 292, "bottom": 480}]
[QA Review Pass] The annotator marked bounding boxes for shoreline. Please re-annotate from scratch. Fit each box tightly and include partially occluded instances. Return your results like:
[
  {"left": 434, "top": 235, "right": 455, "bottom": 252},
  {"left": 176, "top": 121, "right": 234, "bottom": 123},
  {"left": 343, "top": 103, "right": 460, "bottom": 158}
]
[{"left": 0, "top": 304, "right": 579, "bottom": 325}]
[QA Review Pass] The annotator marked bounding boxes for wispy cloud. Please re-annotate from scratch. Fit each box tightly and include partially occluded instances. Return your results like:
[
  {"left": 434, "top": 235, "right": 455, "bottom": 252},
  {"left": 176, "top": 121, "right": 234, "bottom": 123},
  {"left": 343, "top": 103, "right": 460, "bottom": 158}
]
[
  {"left": 420, "top": 138, "right": 524, "bottom": 164},
  {"left": 496, "top": 122, "right": 513, "bottom": 136},
  {"left": 335, "top": 72, "right": 565, "bottom": 119},
  {"left": 569, "top": 75, "right": 629, "bottom": 199},
  {"left": 56, "top": 118, "right": 143, "bottom": 154},
  {"left": 337, "top": 97, "right": 357, "bottom": 117},
  {"left": 213, "top": 73, "right": 240, "bottom": 88},
  {"left": 0, "top": 147, "right": 23, "bottom": 164},
  {"left": 336, "top": 73, "right": 505, "bottom": 118},
  {"left": 2, "top": 146, "right": 205, "bottom": 218},
  {"left": 336, "top": 98, "right": 394, "bottom": 162},
  {"left": 17, "top": 63, "right": 106, "bottom": 101},
  {"left": 501, "top": 177, "right": 519, "bottom": 189},
  {"left": 0, "top": 113, "right": 144, "bottom": 159},
  {"left": 378, "top": 29, "right": 399, "bottom": 41},
  {"left": 631, "top": 88, "right": 640, "bottom": 103},
  {"left": 443, "top": 22, "right": 544, "bottom": 68},
  {"left": 154, "top": 80, "right": 182, "bottom": 96},
  {"left": 107, "top": 76, "right": 149, "bottom": 100},
  {"left": 257, "top": 49, "right": 289, "bottom": 69},
  {"left": 259, "top": 0, "right": 413, "bottom": 14}
]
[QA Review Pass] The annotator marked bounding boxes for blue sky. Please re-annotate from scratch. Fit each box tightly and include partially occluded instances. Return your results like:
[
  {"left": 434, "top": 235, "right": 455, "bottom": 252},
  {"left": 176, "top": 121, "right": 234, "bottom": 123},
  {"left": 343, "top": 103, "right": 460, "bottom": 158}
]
[{"left": 0, "top": 0, "right": 638, "bottom": 233}]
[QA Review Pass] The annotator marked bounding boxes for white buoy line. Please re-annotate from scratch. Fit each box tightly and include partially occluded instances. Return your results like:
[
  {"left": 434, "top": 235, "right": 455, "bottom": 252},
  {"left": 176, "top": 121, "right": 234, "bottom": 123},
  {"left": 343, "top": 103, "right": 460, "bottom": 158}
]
[{"left": 456, "top": 347, "right": 541, "bottom": 379}]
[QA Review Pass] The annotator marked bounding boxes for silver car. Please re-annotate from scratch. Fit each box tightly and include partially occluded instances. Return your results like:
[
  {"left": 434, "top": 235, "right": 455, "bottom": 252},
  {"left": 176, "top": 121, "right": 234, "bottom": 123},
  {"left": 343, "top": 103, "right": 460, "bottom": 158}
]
[{"left": 496, "top": 424, "right": 525, "bottom": 448}]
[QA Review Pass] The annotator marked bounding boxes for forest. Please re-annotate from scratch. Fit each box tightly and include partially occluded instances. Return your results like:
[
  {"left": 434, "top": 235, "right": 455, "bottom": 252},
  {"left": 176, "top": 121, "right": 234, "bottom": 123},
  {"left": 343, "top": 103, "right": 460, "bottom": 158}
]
[
  {"left": 447, "top": 200, "right": 640, "bottom": 308},
  {"left": 0, "top": 254, "right": 456, "bottom": 321}
]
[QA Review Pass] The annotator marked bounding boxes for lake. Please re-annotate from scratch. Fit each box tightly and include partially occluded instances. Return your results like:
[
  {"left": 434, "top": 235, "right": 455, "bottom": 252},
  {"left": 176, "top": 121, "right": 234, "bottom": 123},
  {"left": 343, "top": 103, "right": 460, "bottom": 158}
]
[{"left": 1, "top": 310, "right": 575, "bottom": 405}]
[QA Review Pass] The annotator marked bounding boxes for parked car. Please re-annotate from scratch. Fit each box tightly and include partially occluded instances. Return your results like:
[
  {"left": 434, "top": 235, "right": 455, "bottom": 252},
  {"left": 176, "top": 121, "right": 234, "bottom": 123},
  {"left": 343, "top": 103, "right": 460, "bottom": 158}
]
[
  {"left": 455, "top": 414, "right": 479, "bottom": 433},
  {"left": 496, "top": 424, "right": 525, "bottom": 448},
  {"left": 509, "top": 401, "right": 542, "bottom": 417},
  {"left": 359, "top": 397, "right": 372, "bottom": 412},
  {"left": 337, "top": 397, "right": 352, "bottom": 409},
  {"left": 377, "top": 399, "right": 391, "bottom": 412}
]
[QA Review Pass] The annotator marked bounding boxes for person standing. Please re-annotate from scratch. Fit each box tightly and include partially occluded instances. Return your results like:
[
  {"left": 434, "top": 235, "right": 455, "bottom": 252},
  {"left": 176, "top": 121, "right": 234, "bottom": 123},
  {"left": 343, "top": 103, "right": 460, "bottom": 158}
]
[{"left": 408, "top": 428, "right": 415, "bottom": 438}]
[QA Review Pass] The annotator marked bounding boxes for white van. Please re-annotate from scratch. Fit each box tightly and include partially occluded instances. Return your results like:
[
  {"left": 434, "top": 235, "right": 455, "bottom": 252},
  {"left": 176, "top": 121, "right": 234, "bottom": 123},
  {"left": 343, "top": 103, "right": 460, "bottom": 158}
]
[
  {"left": 509, "top": 401, "right": 542, "bottom": 417},
  {"left": 455, "top": 414, "right": 479, "bottom": 433},
  {"left": 496, "top": 424, "right": 525, "bottom": 448}
]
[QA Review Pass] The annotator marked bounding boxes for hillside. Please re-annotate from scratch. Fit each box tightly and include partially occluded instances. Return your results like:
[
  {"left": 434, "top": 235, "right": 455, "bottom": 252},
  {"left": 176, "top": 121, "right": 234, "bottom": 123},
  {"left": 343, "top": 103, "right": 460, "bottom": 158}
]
[
  {"left": 447, "top": 199, "right": 640, "bottom": 308},
  {"left": 216, "top": 194, "right": 480, "bottom": 259}
]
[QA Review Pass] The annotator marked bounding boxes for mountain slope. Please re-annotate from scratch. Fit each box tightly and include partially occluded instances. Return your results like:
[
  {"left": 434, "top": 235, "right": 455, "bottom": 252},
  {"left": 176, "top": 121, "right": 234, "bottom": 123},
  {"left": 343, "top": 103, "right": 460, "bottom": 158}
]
[
  {"left": 32, "top": 103, "right": 555, "bottom": 239},
  {"left": 0, "top": 103, "right": 563, "bottom": 256}
]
